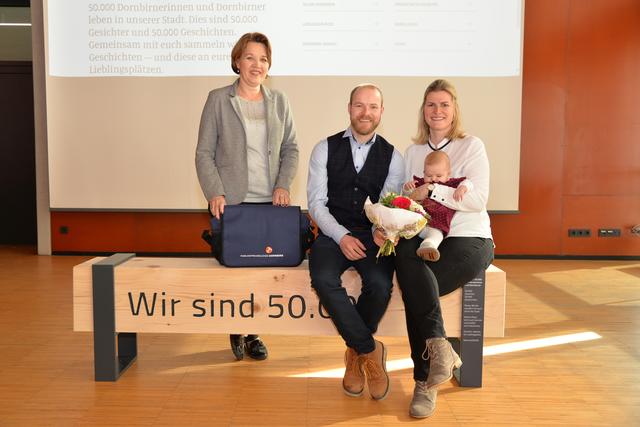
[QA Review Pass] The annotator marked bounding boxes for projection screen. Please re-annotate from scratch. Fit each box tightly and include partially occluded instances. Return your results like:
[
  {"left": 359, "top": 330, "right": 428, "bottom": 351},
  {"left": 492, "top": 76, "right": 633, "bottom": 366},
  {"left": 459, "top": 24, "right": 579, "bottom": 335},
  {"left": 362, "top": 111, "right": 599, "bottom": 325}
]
[{"left": 44, "top": 0, "right": 523, "bottom": 211}]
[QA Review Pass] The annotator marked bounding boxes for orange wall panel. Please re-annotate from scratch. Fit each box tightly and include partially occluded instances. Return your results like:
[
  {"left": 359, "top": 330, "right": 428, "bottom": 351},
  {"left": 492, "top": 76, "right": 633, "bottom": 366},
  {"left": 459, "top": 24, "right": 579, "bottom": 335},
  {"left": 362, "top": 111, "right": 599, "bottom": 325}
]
[
  {"left": 51, "top": 212, "right": 210, "bottom": 253},
  {"left": 489, "top": 0, "right": 569, "bottom": 255},
  {"left": 562, "top": 127, "right": 640, "bottom": 195},
  {"left": 563, "top": 0, "right": 640, "bottom": 197}
]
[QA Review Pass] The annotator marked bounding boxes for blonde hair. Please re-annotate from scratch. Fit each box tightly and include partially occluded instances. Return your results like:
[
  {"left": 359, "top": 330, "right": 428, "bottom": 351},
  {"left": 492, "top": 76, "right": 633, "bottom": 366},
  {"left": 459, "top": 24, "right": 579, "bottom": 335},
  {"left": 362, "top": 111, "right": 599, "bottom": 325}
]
[
  {"left": 413, "top": 79, "right": 466, "bottom": 144},
  {"left": 230, "top": 32, "right": 272, "bottom": 74},
  {"left": 424, "top": 151, "right": 451, "bottom": 170}
]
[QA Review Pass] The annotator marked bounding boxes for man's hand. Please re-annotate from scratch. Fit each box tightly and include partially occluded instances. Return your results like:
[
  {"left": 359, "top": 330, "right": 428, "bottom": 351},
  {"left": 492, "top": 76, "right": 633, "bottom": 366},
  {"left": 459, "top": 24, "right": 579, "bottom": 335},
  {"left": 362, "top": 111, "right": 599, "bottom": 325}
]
[
  {"left": 339, "top": 234, "right": 367, "bottom": 260},
  {"left": 209, "top": 195, "right": 226, "bottom": 220},
  {"left": 373, "top": 228, "right": 398, "bottom": 247},
  {"left": 373, "top": 228, "right": 386, "bottom": 247},
  {"left": 272, "top": 187, "right": 290, "bottom": 206}
]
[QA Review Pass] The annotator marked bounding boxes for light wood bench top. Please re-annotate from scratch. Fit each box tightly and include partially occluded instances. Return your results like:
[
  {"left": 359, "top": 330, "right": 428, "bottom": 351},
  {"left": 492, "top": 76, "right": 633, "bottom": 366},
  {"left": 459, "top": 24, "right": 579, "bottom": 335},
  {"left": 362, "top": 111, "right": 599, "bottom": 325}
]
[{"left": 73, "top": 258, "right": 505, "bottom": 338}]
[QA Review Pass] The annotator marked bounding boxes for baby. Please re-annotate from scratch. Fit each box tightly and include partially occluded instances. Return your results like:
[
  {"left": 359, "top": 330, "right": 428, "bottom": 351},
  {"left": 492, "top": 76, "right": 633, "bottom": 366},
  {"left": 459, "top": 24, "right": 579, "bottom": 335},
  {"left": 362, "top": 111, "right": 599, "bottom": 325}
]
[{"left": 403, "top": 151, "right": 473, "bottom": 261}]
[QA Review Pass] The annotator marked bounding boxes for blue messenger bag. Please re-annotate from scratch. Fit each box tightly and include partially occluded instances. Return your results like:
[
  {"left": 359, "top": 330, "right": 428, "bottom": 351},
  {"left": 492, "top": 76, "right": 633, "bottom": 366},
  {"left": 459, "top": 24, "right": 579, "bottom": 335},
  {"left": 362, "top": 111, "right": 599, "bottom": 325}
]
[{"left": 203, "top": 204, "right": 313, "bottom": 267}]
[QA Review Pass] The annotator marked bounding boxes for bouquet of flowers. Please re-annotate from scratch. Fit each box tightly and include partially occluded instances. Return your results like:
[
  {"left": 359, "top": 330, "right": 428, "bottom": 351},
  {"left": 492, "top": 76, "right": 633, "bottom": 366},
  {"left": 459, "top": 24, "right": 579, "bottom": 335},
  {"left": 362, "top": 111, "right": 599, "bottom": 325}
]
[{"left": 364, "top": 193, "right": 430, "bottom": 257}]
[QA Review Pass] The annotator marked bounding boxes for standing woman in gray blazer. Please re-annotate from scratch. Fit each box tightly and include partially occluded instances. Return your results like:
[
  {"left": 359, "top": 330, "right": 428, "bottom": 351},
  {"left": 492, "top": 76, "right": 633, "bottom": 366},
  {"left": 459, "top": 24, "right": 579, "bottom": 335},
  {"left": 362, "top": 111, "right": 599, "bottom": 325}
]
[{"left": 195, "top": 32, "right": 299, "bottom": 361}]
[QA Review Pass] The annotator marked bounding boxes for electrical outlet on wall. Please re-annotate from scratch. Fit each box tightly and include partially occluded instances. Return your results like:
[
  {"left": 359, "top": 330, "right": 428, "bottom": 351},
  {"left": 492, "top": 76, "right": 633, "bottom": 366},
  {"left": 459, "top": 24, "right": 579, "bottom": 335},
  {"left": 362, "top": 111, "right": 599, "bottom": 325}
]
[
  {"left": 568, "top": 229, "right": 591, "bottom": 237},
  {"left": 598, "top": 228, "right": 621, "bottom": 237}
]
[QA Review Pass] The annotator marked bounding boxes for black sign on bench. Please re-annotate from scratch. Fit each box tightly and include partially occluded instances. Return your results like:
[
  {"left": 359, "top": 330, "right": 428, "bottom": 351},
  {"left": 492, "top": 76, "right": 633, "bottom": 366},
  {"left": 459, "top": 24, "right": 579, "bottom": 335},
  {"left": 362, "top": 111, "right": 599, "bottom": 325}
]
[{"left": 450, "top": 271, "right": 486, "bottom": 387}]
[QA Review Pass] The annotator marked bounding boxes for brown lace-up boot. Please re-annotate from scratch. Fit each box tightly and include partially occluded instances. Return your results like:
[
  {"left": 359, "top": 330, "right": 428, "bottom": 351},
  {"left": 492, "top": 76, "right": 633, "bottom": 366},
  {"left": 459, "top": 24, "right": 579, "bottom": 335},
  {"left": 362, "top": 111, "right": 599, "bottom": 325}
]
[
  {"left": 361, "top": 340, "right": 389, "bottom": 400},
  {"left": 343, "top": 347, "right": 365, "bottom": 397}
]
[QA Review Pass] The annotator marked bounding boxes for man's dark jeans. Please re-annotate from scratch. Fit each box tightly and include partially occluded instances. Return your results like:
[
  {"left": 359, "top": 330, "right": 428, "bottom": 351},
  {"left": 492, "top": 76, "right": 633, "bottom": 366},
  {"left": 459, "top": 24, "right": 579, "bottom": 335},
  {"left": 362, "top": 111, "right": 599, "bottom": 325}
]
[{"left": 309, "top": 234, "right": 394, "bottom": 354}]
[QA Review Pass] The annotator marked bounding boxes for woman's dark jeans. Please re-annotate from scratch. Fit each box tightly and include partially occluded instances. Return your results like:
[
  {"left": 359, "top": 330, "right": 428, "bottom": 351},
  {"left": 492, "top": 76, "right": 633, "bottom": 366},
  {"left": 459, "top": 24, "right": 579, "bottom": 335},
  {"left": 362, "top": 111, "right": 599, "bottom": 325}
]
[{"left": 394, "top": 236, "right": 494, "bottom": 381}]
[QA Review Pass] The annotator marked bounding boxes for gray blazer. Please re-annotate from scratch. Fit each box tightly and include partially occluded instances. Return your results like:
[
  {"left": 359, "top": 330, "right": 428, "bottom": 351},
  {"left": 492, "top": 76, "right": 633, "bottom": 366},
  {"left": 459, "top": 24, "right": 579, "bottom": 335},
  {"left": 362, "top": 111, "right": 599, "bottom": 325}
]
[{"left": 195, "top": 79, "right": 299, "bottom": 205}]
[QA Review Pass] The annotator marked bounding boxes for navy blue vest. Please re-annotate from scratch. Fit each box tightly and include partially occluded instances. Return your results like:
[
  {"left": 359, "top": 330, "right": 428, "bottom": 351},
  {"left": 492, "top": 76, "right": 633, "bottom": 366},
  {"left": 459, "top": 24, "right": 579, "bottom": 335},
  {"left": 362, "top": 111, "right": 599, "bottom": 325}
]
[{"left": 326, "top": 131, "right": 394, "bottom": 235}]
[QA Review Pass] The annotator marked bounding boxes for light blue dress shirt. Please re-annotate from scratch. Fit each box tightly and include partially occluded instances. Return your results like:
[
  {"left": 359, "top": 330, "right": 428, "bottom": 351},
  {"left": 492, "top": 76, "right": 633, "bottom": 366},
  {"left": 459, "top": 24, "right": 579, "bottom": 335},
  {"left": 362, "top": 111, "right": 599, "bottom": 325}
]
[{"left": 307, "top": 128, "right": 405, "bottom": 244}]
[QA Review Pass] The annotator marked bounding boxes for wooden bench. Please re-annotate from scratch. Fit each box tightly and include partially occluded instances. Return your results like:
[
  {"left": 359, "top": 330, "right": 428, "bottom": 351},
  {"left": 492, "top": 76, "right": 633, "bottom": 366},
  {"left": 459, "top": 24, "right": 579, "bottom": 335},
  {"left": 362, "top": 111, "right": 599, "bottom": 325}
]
[{"left": 73, "top": 254, "right": 506, "bottom": 386}]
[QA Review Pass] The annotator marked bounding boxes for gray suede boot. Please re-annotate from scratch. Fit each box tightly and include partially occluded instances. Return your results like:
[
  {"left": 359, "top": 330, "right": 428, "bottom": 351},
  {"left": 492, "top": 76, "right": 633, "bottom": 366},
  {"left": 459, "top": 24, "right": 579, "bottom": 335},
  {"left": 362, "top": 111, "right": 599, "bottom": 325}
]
[
  {"left": 423, "top": 337, "right": 462, "bottom": 389},
  {"left": 409, "top": 380, "right": 437, "bottom": 418}
]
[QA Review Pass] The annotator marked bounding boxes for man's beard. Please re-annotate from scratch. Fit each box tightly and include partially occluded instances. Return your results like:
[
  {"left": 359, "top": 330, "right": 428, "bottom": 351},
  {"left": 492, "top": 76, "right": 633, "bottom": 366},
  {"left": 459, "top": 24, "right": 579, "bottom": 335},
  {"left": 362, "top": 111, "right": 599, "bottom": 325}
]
[{"left": 351, "top": 116, "right": 380, "bottom": 137}]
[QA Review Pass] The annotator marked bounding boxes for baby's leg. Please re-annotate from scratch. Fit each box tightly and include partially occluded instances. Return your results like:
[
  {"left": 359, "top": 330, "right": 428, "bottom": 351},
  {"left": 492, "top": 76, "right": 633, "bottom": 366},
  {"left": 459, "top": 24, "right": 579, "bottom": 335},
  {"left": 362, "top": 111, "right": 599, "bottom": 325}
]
[{"left": 416, "top": 227, "right": 444, "bottom": 262}]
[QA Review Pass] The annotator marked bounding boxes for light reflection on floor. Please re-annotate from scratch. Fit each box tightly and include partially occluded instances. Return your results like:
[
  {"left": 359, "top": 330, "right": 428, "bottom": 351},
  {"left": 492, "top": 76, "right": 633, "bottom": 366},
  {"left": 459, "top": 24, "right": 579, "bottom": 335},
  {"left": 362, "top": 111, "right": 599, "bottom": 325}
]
[{"left": 289, "top": 331, "right": 602, "bottom": 378}]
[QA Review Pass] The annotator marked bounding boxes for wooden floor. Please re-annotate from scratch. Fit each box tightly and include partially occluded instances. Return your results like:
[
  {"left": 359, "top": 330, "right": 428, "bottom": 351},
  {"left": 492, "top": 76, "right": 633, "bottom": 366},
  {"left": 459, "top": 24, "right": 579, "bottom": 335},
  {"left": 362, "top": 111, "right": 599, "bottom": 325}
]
[{"left": 0, "top": 246, "right": 638, "bottom": 426}]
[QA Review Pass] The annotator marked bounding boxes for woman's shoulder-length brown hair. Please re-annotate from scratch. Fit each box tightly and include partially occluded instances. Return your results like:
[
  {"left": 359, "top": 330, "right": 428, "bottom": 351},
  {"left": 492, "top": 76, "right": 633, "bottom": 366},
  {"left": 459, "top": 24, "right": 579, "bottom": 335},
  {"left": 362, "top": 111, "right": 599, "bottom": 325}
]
[
  {"left": 230, "top": 32, "right": 272, "bottom": 74},
  {"left": 413, "top": 79, "right": 466, "bottom": 145}
]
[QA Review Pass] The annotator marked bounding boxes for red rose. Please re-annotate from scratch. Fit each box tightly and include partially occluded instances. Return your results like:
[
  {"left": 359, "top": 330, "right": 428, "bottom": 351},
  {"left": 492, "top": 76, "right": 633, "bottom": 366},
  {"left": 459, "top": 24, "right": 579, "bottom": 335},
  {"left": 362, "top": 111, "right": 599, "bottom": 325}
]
[{"left": 391, "top": 196, "right": 411, "bottom": 210}]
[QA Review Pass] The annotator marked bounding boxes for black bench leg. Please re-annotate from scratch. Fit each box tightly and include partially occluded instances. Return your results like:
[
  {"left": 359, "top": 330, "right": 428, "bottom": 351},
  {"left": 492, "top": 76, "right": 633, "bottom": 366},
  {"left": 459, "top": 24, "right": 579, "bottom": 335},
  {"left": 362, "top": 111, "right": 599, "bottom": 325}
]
[
  {"left": 450, "top": 272, "right": 486, "bottom": 387},
  {"left": 92, "top": 253, "right": 136, "bottom": 381}
]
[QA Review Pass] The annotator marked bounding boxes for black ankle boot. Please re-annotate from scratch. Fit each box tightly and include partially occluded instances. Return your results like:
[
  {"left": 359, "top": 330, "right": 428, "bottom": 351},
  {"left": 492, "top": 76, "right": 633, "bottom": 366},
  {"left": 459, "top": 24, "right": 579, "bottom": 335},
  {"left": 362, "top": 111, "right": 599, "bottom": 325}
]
[
  {"left": 245, "top": 336, "right": 268, "bottom": 360},
  {"left": 229, "top": 334, "right": 245, "bottom": 360}
]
